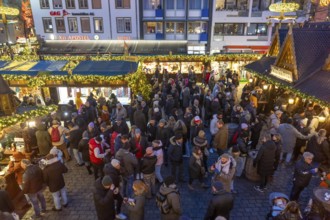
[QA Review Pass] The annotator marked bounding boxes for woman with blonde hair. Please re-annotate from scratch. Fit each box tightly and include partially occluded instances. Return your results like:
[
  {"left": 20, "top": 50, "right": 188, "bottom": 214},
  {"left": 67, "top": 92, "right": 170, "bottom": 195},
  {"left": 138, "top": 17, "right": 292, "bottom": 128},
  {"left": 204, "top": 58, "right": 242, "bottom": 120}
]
[
  {"left": 125, "top": 180, "right": 148, "bottom": 220},
  {"left": 274, "top": 201, "right": 302, "bottom": 220}
]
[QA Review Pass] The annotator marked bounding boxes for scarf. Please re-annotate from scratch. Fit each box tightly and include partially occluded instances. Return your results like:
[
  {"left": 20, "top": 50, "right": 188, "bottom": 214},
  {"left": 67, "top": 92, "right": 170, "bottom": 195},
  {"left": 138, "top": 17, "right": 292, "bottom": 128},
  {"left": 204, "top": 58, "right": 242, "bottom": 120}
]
[
  {"left": 215, "top": 159, "right": 231, "bottom": 174},
  {"left": 193, "top": 153, "right": 202, "bottom": 166}
]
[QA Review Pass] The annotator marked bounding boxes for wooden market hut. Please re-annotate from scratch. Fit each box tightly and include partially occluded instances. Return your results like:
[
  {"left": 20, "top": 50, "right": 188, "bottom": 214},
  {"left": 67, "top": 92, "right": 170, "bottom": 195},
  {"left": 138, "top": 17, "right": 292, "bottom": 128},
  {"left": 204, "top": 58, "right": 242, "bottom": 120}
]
[
  {"left": 244, "top": 22, "right": 330, "bottom": 109},
  {"left": 0, "top": 74, "right": 17, "bottom": 116}
]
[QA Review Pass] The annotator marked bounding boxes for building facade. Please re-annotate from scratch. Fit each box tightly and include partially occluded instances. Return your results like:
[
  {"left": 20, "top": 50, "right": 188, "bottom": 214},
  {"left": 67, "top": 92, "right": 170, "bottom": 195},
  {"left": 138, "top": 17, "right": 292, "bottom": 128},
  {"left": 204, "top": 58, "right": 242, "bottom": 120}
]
[
  {"left": 30, "top": 0, "right": 140, "bottom": 41},
  {"left": 209, "top": 0, "right": 310, "bottom": 54},
  {"left": 139, "top": 0, "right": 211, "bottom": 54}
]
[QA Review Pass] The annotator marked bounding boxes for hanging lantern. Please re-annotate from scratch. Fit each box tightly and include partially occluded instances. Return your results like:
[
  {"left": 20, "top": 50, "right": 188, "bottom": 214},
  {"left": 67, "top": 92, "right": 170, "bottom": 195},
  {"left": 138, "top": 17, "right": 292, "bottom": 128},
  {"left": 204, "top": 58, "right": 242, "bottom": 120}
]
[
  {"left": 319, "top": 116, "right": 326, "bottom": 123},
  {"left": 249, "top": 78, "right": 253, "bottom": 83},
  {"left": 263, "top": 84, "right": 269, "bottom": 90},
  {"left": 288, "top": 98, "right": 295, "bottom": 105}
]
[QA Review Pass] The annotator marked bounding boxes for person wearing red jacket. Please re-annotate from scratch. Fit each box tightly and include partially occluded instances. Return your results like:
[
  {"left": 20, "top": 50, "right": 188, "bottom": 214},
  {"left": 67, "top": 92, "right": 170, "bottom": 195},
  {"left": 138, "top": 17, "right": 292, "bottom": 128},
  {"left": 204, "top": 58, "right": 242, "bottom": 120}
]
[{"left": 89, "top": 136, "right": 108, "bottom": 180}]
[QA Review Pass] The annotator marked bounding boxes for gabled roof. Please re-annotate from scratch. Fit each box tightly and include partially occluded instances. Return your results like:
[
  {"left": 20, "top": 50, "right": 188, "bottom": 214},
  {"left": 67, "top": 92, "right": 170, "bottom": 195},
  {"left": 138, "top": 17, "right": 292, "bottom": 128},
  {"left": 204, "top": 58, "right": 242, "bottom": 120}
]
[
  {"left": 292, "top": 23, "right": 330, "bottom": 80},
  {"left": 244, "top": 56, "right": 276, "bottom": 74},
  {"left": 0, "top": 74, "right": 15, "bottom": 94},
  {"left": 294, "top": 70, "right": 330, "bottom": 103}
]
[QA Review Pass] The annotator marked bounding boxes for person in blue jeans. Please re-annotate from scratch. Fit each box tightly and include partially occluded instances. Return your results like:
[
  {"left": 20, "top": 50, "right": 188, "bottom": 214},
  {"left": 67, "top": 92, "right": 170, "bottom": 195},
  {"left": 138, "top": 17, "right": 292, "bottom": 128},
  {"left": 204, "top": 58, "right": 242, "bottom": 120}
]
[{"left": 21, "top": 159, "right": 46, "bottom": 219}]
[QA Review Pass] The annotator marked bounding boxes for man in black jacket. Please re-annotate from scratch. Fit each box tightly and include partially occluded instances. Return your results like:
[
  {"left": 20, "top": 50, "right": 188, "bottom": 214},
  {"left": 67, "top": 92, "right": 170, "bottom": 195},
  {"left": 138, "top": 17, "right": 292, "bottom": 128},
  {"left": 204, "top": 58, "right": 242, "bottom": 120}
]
[
  {"left": 204, "top": 181, "right": 234, "bottom": 220},
  {"left": 68, "top": 122, "right": 84, "bottom": 166},
  {"left": 103, "top": 159, "right": 126, "bottom": 220},
  {"left": 290, "top": 152, "right": 317, "bottom": 201},
  {"left": 141, "top": 147, "right": 157, "bottom": 198},
  {"left": 168, "top": 133, "right": 185, "bottom": 182},
  {"left": 43, "top": 154, "right": 68, "bottom": 211},
  {"left": 21, "top": 159, "right": 46, "bottom": 218},
  {"left": 93, "top": 175, "right": 116, "bottom": 220}
]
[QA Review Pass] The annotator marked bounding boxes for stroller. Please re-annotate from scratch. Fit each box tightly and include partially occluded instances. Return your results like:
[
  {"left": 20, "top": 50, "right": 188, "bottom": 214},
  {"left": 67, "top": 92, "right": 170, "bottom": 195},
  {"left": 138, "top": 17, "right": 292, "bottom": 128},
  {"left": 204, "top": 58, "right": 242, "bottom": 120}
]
[{"left": 267, "top": 192, "right": 289, "bottom": 219}]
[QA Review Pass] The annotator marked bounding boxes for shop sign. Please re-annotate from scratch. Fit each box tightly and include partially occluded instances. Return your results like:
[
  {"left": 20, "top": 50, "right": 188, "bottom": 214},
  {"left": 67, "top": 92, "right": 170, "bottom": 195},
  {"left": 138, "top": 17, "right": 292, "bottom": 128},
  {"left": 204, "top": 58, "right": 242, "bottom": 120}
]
[
  {"left": 58, "top": 35, "right": 90, "bottom": 40},
  {"left": 72, "top": 12, "right": 95, "bottom": 16},
  {"left": 50, "top": 11, "right": 61, "bottom": 16},
  {"left": 270, "top": 65, "right": 293, "bottom": 82}
]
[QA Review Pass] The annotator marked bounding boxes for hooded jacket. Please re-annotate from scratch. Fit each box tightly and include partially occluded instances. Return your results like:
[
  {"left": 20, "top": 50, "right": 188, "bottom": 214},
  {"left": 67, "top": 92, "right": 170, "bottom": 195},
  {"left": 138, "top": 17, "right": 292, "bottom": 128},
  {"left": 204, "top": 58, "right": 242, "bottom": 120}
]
[
  {"left": 204, "top": 189, "right": 234, "bottom": 220},
  {"left": 168, "top": 137, "right": 183, "bottom": 163},
  {"left": 159, "top": 184, "right": 181, "bottom": 220},
  {"left": 115, "top": 148, "right": 138, "bottom": 177},
  {"left": 35, "top": 123, "right": 52, "bottom": 156},
  {"left": 21, "top": 164, "right": 44, "bottom": 194},
  {"left": 306, "top": 134, "right": 330, "bottom": 164},
  {"left": 43, "top": 158, "right": 68, "bottom": 192}
]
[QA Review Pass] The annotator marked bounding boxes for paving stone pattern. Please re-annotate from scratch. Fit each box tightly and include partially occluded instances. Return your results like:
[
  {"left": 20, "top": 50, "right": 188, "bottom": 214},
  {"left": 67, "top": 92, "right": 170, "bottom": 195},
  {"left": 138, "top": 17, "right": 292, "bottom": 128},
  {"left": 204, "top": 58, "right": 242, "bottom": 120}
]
[{"left": 22, "top": 143, "right": 319, "bottom": 220}]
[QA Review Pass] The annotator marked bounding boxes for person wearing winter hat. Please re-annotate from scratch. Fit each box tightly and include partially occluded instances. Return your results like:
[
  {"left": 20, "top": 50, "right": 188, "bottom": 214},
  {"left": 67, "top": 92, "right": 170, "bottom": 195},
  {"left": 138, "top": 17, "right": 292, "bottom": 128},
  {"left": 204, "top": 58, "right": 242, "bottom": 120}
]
[
  {"left": 48, "top": 119, "right": 70, "bottom": 162},
  {"left": 93, "top": 175, "right": 117, "bottom": 220},
  {"left": 141, "top": 147, "right": 157, "bottom": 198},
  {"left": 158, "top": 176, "right": 182, "bottom": 220},
  {"left": 193, "top": 130, "right": 209, "bottom": 174},
  {"left": 204, "top": 181, "right": 234, "bottom": 220},
  {"left": 188, "top": 146, "right": 209, "bottom": 190},
  {"left": 89, "top": 136, "right": 108, "bottom": 179}
]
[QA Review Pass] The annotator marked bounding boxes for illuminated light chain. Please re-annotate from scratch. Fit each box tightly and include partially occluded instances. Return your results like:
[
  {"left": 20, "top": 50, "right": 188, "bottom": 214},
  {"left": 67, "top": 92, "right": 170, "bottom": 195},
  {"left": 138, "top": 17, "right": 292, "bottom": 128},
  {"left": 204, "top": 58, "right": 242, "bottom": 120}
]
[
  {"left": 0, "top": 105, "right": 58, "bottom": 131},
  {"left": 0, "top": 6, "right": 20, "bottom": 16},
  {"left": 245, "top": 68, "right": 330, "bottom": 107},
  {"left": 269, "top": 2, "right": 300, "bottom": 13}
]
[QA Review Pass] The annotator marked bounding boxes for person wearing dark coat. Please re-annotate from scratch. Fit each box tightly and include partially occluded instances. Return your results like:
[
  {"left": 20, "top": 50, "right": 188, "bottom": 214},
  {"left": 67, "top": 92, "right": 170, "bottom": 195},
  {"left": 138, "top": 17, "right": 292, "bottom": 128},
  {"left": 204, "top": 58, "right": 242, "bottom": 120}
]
[
  {"left": 68, "top": 122, "right": 84, "bottom": 166},
  {"left": 78, "top": 131, "right": 93, "bottom": 175},
  {"left": 306, "top": 129, "right": 330, "bottom": 165},
  {"left": 188, "top": 146, "right": 207, "bottom": 190},
  {"left": 84, "top": 101, "right": 97, "bottom": 123},
  {"left": 204, "top": 181, "right": 234, "bottom": 220},
  {"left": 141, "top": 147, "right": 157, "bottom": 198},
  {"left": 20, "top": 159, "right": 46, "bottom": 218},
  {"left": 133, "top": 106, "right": 147, "bottom": 134},
  {"left": 103, "top": 159, "right": 126, "bottom": 219},
  {"left": 0, "top": 177, "right": 15, "bottom": 213},
  {"left": 125, "top": 180, "right": 147, "bottom": 220},
  {"left": 290, "top": 152, "right": 316, "bottom": 201},
  {"left": 253, "top": 136, "right": 279, "bottom": 192},
  {"left": 146, "top": 118, "right": 157, "bottom": 142},
  {"left": 168, "top": 134, "right": 184, "bottom": 182},
  {"left": 156, "top": 120, "right": 170, "bottom": 166},
  {"left": 190, "top": 116, "right": 204, "bottom": 142},
  {"left": 111, "top": 118, "right": 129, "bottom": 136},
  {"left": 93, "top": 176, "right": 116, "bottom": 220},
  {"left": 43, "top": 154, "right": 68, "bottom": 211},
  {"left": 35, "top": 123, "right": 52, "bottom": 156}
]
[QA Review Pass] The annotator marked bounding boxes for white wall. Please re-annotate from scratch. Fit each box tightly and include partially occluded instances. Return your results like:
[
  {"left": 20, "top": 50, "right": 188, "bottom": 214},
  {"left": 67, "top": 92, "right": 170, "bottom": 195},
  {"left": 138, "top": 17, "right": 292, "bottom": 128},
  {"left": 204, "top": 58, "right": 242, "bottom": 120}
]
[
  {"left": 30, "top": 0, "right": 112, "bottom": 40},
  {"left": 108, "top": 0, "right": 139, "bottom": 40}
]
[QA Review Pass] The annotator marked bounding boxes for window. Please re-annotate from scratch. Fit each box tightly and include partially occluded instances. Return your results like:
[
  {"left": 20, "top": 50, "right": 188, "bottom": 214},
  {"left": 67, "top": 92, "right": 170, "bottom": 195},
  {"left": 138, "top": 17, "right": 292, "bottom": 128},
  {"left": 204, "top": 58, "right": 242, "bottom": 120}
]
[
  {"left": 166, "top": 22, "right": 185, "bottom": 34},
  {"left": 177, "top": 0, "right": 185, "bottom": 9},
  {"left": 167, "top": 0, "right": 174, "bottom": 9},
  {"left": 40, "top": 0, "right": 50, "bottom": 8},
  {"left": 252, "top": 0, "right": 271, "bottom": 11},
  {"left": 214, "top": 23, "right": 245, "bottom": 35},
  {"left": 42, "top": 17, "right": 53, "bottom": 33},
  {"left": 117, "top": 18, "right": 132, "bottom": 33},
  {"left": 202, "top": 0, "right": 209, "bottom": 9},
  {"left": 216, "top": 0, "right": 248, "bottom": 10},
  {"left": 66, "top": 0, "right": 75, "bottom": 8},
  {"left": 78, "top": 0, "right": 88, "bottom": 9},
  {"left": 189, "top": 0, "right": 201, "bottom": 9},
  {"left": 188, "top": 22, "right": 207, "bottom": 34},
  {"left": 143, "top": 0, "right": 160, "bottom": 10},
  {"left": 144, "top": 22, "right": 163, "bottom": 34},
  {"left": 116, "top": 0, "right": 130, "bottom": 8},
  {"left": 55, "top": 17, "right": 65, "bottom": 33},
  {"left": 68, "top": 17, "right": 78, "bottom": 33},
  {"left": 53, "top": 0, "right": 62, "bottom": 8},
  {"left": 92, "top": 0, "right": 102, "bottom": 9},
  {"left": 247, "top": 23, "right": 267, "bottom": 36},
  {"left": 80, "top": 17, "right": 91, "bottom": 33},
  {"left": 94, "top": 18, "right": 103, "bottom": 33}
]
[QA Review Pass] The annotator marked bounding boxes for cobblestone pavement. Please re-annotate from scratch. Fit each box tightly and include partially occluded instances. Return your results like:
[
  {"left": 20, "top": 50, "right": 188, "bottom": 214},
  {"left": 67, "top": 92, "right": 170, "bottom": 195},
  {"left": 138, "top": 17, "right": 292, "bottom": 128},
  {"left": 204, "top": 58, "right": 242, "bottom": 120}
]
[{"left": 22, "top": 142, "right": 319, "bottom": 220}]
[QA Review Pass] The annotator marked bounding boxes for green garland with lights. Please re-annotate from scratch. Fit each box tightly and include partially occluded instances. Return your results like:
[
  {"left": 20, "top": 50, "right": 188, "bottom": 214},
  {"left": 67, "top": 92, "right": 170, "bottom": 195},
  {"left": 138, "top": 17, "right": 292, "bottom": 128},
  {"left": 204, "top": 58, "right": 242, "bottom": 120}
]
[
  {"left": 0, "top": 105, "right": 58, "bottom": 131},
  {"left": 245, "top": 68, "right": 330, "bottom": 107},
  {"left": 125, "top": 65, "right": 152, "bottom": 100}
]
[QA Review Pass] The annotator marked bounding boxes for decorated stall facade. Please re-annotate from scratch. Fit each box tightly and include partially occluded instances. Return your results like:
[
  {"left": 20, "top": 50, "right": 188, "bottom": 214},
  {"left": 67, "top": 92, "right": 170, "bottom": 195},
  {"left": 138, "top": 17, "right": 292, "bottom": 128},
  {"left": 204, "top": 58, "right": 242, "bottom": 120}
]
[{"left": 244, "top": 22, "right": 330, "bottom": 114}]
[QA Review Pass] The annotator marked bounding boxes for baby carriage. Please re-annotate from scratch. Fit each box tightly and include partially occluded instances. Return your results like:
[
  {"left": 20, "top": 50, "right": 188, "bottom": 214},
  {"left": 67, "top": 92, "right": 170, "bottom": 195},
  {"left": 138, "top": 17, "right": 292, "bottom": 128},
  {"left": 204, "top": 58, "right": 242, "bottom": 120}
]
[{"left": 267, "top": 192, "right": 289, "bottom": 219}]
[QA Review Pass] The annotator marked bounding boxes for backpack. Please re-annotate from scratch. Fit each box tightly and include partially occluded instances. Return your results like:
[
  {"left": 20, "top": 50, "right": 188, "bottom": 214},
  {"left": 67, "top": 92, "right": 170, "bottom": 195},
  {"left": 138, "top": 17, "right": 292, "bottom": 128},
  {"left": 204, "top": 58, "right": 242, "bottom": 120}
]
[
  {"left": 155, "top": 191, "right": 179, "bottom": 214},
  {"left": 51, "top": 127, "right": 61, "bottom": 142}
]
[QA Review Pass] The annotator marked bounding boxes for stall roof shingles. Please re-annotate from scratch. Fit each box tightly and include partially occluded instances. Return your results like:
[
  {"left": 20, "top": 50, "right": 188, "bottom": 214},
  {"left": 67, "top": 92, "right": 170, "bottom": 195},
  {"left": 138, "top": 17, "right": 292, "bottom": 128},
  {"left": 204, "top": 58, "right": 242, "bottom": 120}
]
[
  {"left": 244, "top": 56, "right": 276, "bottom": 75},
  {"left": 292, "top": 27, "right": 330, "bottom": 80},
  {"left": 294, "top": 70, "right": 330, "bottom": 103}
]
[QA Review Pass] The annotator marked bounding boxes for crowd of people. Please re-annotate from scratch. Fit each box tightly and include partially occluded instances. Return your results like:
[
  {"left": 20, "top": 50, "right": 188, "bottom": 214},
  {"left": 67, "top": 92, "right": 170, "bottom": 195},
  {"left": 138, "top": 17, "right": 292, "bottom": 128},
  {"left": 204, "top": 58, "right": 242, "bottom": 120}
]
[{"left": 1, "top": 68, "right": 330, "bottom": 220}]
